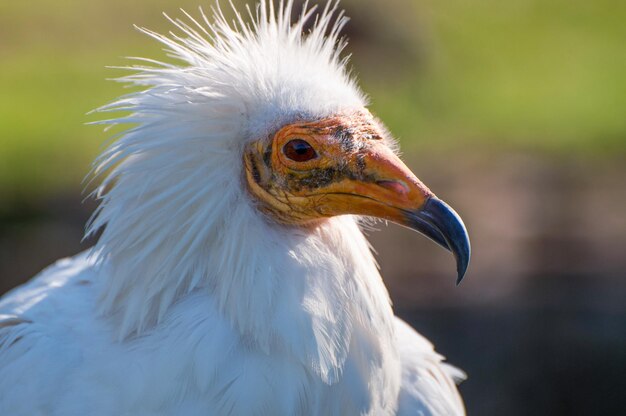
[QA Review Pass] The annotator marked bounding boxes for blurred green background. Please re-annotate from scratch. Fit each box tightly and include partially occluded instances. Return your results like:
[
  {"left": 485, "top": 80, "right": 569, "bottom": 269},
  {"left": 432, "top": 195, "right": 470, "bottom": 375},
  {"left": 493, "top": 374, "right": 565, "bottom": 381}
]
[
  {"left": 1, "top": 0, "right": 624, "bottom": 197},
  {"left": 1, "top": 1, "right": 625, "bottom": 414}
]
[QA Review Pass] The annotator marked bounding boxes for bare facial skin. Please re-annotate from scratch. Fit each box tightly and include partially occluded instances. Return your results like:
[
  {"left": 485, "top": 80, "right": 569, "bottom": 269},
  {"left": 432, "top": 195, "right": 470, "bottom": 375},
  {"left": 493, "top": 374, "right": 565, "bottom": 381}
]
[
  {"left": 244, "top": 109, "right": 432, "bottom": 226},
  {"left": 243, "top": 108, "right": 470, "bottom": 282}
]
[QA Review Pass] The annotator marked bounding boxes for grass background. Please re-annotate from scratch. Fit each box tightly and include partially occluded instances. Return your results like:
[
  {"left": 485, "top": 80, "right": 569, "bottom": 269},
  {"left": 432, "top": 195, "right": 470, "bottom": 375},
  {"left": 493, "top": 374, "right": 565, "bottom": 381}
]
[{"left": 1, "top": 0, "right": 624, "bottom": 198}]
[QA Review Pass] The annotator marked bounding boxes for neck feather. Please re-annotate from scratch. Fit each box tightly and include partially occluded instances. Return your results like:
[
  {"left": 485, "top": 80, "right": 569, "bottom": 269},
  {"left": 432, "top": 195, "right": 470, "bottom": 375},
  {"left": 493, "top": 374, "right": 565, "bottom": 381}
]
[{"left": 92, "top": 179, "right": 394, "bottom": 382}]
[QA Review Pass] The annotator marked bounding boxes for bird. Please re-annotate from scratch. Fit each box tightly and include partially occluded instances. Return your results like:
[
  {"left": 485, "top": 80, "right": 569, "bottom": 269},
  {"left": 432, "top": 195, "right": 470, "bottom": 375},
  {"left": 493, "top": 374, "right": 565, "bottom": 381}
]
[{"left": 0, "top": 1, "right": 471, "bottom": 415}]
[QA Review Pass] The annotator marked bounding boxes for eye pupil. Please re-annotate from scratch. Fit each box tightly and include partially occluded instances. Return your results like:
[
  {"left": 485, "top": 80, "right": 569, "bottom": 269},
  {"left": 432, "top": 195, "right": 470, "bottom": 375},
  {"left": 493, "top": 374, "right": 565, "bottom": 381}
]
[
  {"left": 294, "top": 143, "right": 308, "bottom": 154},
  {"left": 283, "top": 139, "right": 317, "bottom": 162}
]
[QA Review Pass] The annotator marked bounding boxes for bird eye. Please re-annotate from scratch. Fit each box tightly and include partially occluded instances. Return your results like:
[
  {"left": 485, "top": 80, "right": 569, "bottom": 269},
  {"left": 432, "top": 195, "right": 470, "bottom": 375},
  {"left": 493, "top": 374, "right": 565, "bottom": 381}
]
[{"left": 283, "top": 139, "right": 317, "bottom": 162}]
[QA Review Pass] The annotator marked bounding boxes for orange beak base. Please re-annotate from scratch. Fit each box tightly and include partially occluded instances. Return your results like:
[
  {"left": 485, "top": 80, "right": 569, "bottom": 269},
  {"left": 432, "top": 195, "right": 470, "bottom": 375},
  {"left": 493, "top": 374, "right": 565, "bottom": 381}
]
[{"left": 312, "top": 142, "right": 471, "bottom": 283}]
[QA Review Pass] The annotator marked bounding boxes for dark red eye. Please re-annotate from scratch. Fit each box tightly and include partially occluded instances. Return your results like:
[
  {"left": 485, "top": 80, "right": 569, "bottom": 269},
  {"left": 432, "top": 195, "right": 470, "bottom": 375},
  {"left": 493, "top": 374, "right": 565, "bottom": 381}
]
[{"left": 283, "top": 139, "right": 317, "bottom": 162}]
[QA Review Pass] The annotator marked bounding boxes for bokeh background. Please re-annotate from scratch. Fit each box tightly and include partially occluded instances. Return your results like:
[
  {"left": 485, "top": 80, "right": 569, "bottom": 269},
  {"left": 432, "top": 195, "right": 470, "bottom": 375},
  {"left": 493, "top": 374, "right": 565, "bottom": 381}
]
[{"left": 1, "top": 0, "right": 624, "bottom": 414}]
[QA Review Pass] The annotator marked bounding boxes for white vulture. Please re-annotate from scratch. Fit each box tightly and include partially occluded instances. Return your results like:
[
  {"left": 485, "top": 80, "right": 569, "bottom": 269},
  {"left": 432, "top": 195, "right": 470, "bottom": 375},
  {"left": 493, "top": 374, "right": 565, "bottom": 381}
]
[{"left": 0, "top": 1, "right": 471, "bottom": 415}]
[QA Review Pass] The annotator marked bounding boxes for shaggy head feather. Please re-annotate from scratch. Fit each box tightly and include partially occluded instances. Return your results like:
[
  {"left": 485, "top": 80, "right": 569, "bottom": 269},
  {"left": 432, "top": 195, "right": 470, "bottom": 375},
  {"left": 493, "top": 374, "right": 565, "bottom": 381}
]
[{"left": 86, "top": 0, "right": 395, "bottom": 384}]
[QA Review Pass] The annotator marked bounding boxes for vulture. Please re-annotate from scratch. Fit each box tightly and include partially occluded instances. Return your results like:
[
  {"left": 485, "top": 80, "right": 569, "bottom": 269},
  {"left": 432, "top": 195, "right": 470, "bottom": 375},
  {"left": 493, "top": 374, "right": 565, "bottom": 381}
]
[{"left": 0, "top": 1, "right": 471, "bottom": 415}]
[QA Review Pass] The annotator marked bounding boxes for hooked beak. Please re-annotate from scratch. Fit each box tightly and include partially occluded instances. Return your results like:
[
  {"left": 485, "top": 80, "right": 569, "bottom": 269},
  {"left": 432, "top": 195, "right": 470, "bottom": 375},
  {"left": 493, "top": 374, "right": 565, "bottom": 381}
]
[
  {"left": 404, "top": 197, "right": 471, "bottom": 284},
  {"left": 317, "top": 142, "right": 471, "bottom": 284}
]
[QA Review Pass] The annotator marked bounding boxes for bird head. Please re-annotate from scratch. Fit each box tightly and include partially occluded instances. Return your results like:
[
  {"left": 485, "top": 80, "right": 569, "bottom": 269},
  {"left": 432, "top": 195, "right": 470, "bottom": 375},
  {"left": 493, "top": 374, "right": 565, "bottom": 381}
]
[
  {"left": 89, "top": 1, "right": 470, "bottom": 339},
  {"left": 243, "top": 109, "right": 469, "bottom": 283}
]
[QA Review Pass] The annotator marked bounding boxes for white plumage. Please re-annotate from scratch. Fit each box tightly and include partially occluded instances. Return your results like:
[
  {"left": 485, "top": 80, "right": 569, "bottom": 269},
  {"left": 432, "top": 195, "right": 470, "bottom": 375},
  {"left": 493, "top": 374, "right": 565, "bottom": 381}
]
[{"left": 0, "top": 1, "right": 466, "bottom": 414}]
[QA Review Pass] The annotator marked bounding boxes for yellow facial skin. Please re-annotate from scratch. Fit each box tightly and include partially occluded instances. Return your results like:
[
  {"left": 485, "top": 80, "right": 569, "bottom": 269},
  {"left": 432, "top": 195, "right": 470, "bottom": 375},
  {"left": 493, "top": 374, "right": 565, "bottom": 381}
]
[
  {"left": 244, "top": 108, "right": 471, "bottom": 283},
  {"left": 243, "top": 110, "right": 433, "bottom": 227}
]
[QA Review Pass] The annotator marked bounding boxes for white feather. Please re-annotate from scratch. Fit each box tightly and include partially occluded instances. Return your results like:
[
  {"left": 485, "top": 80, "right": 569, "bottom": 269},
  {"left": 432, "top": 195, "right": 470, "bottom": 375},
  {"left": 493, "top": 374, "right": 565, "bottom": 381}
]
[
  {"left": 0, "top": 1, "right": 465, "bottom": 414},
  {"left": 87, "top": 0, "right": 366, "bottom": 340}
]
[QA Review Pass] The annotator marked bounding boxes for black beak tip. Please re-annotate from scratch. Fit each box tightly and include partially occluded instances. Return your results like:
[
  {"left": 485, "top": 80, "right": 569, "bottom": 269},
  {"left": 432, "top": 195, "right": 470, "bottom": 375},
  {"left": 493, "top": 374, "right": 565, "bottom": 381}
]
[
  {"left": 456, "top": 254, "right": 469, "bottom": 286},
  {"left": 407, "top": 197, "right": 471, "bottom": 285}
]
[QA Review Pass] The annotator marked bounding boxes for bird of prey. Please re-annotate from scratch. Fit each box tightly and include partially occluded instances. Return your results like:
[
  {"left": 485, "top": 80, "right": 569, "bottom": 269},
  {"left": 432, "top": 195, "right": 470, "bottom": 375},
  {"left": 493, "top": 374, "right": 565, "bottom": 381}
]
[{"left": 0, "top": 1, "right": 470, "bottom": 415}]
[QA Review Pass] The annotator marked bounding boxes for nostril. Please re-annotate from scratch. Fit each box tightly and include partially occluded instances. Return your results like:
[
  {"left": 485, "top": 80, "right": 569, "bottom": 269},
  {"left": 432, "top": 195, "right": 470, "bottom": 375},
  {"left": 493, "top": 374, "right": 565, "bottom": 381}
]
[{"left": 376, "top": 180, "right": 409, "bottom": 195}]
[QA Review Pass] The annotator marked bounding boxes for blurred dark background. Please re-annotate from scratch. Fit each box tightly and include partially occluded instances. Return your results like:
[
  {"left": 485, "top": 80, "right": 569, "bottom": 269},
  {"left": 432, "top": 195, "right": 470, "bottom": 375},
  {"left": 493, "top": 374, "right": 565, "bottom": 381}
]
[{"left": 1, "top": 1, "right": 624, "bottom": 414}]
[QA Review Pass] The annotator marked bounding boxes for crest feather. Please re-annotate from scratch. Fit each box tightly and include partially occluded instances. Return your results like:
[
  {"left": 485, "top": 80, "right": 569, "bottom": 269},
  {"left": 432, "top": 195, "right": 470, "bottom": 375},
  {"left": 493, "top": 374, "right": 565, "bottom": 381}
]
[{"left": 87, "top": 0, "right": 367, "bottom": 340}]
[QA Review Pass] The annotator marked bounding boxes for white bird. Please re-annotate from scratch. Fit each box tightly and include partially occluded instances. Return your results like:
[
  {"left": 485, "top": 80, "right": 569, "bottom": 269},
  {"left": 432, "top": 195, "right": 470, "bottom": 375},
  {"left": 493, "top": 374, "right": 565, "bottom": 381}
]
[{"left": 0, "top": 1, "right": 471, "bottom": 415}]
